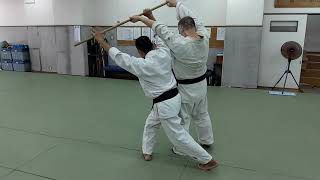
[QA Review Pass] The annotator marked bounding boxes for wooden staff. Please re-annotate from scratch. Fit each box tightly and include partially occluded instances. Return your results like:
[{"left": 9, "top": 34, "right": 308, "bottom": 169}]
[{"left": 74, "top": 2, "right": 168, "bottom": 47}]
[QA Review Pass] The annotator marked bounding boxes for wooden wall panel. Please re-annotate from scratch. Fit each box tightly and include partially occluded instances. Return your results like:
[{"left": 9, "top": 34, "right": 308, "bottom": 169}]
[
  {"left": 209, "top": 27, "right": 224, "bottom": 49},
  {"left": 275, "top": 0, "right": 320, "bottom": 8},
  {"left": 117, "top": 40, "right": 135, "bottom": 46}
]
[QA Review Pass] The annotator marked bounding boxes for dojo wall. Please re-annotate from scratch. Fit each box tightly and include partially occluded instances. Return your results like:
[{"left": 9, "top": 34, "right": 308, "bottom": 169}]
[
  {"left": 0, "top": 0, "right": 264, "bottom": 26},
  {"left": 0, "top": 26, "right": 88, "bottom": 75},
  {"left": 52, "top": 0, "right": 86, "bottom": 25},
  {"left": 0, "top": 0, "right": 55, "bottom": 26},
  {"left": 83, "top": 0, "right": 264, "bottom": 26},
  {"left": 0, "top": 0, "right": 25, "bottom": 26},
  {"left": 86, "top": 0, "right": 227, "bottom": 26},
  {"left": 0, "top": 0, "right": 264, "bottom": 80},
  {"left": 24, "top": 0, "right": 55, "bottom": 26},
  {"left": 220, "top": 0, "right": 264, "bottom": 88},
  {"left": 0, "top": 27, "right": 28, "bottom": 44}
]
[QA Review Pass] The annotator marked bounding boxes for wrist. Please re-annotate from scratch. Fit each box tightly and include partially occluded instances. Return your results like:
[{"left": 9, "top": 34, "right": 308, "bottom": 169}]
[
  {"left": 96, "top": 38, "right": 110, "bottom": 48},
  {"left": 149, "top": 16, "right": 156, "bottom": 21},
  {"left": 175, "top": 1, "right": 181, "bottom": 7},
  {"left": 140, "top": 16, "right": 147, "bottom": 22},
  {"left": 138, "top": 16, "right": 144, "bottom": 21},
  {"left": 101, "top": 41, "right": 111, "bottom": 50},
  {"left": 96, "top": 38, "right": 105, "bottom": 44},
  {"left": 170, "top": 1, "right": 177, "bottom": 7}
]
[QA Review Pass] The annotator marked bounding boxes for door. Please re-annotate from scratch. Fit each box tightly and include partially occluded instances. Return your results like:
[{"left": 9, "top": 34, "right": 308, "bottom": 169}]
[
  {"left": 38, "top": 27, "right": 57, "bottom": 73},
  {"left": 29, "top": 49, "right": 41, "bottom": 71},
  {"left": 55, "top": 27, "right": 71, "bottom": 75},
  {"left": 222, "top": 27, "right": 262, "bottom": 88},
  {"left": 258, "top": 15, "right": 307, "bottom": 88}
]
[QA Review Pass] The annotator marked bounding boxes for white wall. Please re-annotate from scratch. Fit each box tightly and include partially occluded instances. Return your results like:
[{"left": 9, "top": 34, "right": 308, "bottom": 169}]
[
  {"left": 0, "top": 0, "right": 25, "bottom": 26},
  {"left": 264, "top": 0, "right": 320, "bottom": 14},
  {"left": 226, "top": 0, "right": 264, "bottom": 26},
  {"left": 24, "top": 0, "right": 54, "bottom": 26},
  {"left": 304, "top": 15, "right": 320, "bottom": 52},
  {"left": 85, "top": 0, "right": 227, "bottom": 26},
  {"left": 87, "top": 0, "right": 264, "bottom": 26},
  {"left": 0, "top": 0, "right": 264, "bottom": 26},
  {"left": 52, "top": 0, "right": 85, "bottom": 25},
  {"left": 0, "top": 0, "right": 54, "bottom": 26}
]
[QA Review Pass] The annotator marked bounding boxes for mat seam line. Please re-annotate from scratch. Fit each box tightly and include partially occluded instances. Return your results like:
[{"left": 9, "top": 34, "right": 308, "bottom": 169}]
[{"left": 0, "top": 125, "right": 316, "bottom": 180}]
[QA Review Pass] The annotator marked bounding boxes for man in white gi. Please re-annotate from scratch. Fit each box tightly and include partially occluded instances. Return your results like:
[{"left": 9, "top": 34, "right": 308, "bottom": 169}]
[
  {"left": 130, "top": 0, "right": 214, "bottom": 155},
  {"left": 91, "top": 23, "right": 218, "bottom": 170}
]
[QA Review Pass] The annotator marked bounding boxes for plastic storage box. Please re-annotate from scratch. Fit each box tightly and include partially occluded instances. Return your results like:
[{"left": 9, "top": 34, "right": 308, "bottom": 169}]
[
  {"left": 11, "top": 45, "right": 31, "bottom": 72},
  {"left": 1, "top": 60, "right": 14, "bottom": 71},
  {"left": 13, "top": 60, "right": 31, "bottom": 72},
  {"left": 11, "top": 45, "right": 30, "bottom": 62},
  {"left": 0, "top": 48, "right": 13, "bottom": 71}
]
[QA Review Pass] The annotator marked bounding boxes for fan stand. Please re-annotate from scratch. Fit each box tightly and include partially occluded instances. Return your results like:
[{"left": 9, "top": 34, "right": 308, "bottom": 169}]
[{"left": 272, "top": 58, "right": 303, "bottom": 94}]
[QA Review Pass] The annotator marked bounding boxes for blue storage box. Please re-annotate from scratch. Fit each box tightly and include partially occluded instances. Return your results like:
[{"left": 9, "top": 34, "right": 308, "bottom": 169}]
[
  {"left": 0, "top": 48, "right": 12, "bottom": 61},
  {"left": 11, "top": 44, "right": 30, "bottom": 62},
  {"left": 13, "top": 60, "right": 31, "bottom": 72},
  {"left": 1, "top": 60, "right": 14, "bottom": 71}
]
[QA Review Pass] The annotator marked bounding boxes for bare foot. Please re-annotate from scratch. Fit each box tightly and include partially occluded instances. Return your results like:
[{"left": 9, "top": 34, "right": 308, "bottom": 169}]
[
  {"left": 198, "top": 160, "right": 219, "bottom": 171},
  {"left": 200, "top": 144, "right": 212, "bottom": 149},
  {"left": 143, "top": 154, "right": 153, "bottom": 161}
]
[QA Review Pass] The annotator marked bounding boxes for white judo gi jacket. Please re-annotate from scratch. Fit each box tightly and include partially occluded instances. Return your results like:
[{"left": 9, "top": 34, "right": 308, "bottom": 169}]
[
  {"left": 151, "top": 1, "right": 215, "bottom": 147},
  {"left": 152, "top": 1, "right": 210, "bottom": 103},
  {"left": 108, "top": 38, "right": 178, "bottom": 118}
]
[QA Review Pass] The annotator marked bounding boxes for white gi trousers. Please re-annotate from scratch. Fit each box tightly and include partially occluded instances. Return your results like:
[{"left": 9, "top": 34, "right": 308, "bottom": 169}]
[
  {"left": 142, "top": 94, "right": 212, "bottom": 164},
  {"left": 180, "top": 96, "right": 214, "bottom": 145}
]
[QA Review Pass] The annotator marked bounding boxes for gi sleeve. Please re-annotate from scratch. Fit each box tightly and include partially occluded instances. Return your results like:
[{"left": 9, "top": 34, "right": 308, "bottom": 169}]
[
  {"left": 108, "top": 47, "right": 150, "bottom": 77},
  {"left": 152, "top": 21, "right": 185, "bottom": 54},
  {"left": 176, "top": 0, "right": 210, "bottom": 39}
]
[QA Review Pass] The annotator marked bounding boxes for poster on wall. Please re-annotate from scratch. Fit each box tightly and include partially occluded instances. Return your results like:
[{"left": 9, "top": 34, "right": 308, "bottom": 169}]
[
  {"left": 117, "top": 27, "right": 134, "bottom": 41},
  {"left": 216, "top": 27, "right": 225, "bottom": 41},
  {"left": 141, "top": 27, "right": 151, "bottom": 39},
  {"left": 206, "top": 28, "right": 212, "bottom": 38},
  {"left": 133, "top": 27, "right": 142, "bottom": 40},
  {"left": 275, "top": 0, "right": 320, "bottom": 8}
]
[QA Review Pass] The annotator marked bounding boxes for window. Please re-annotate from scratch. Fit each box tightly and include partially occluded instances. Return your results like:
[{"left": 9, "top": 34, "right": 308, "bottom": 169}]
[
  {"left": 270, "top": 21, "right": 298, "bottom": 32},
  {"left": 74, "top": 26, "right": 81, "bottom": 43}
]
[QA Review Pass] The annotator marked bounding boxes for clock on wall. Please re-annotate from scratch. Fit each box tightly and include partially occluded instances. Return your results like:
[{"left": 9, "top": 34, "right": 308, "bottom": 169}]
[{"left": 24, "top": 0, "right": 35, "bottom": 4}]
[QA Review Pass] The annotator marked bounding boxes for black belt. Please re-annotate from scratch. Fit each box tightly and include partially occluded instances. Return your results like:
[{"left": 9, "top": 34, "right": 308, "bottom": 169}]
[
  {"left": 153, "top": 88, "right": 179, "bottom": 105},
  {"left": 176, "top": 73, "right": 207, "bottom": 85}
]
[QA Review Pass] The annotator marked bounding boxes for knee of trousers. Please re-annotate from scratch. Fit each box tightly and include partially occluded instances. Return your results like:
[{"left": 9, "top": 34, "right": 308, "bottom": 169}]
[
  {"left": 193, "top": 112, "right": 211, "bottom": 122},
  {"left": 144, "top": 122, "right": 161, "bottom": 129}
]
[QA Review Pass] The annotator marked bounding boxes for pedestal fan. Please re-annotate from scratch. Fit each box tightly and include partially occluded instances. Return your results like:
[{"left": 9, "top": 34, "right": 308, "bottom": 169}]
[{"left": 271, "top": 41, "right": 303, "bottom": 95}]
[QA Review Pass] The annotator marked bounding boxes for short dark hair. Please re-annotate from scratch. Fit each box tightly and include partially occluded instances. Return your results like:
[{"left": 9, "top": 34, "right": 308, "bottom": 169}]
[
  {"left": 135, "top": 36, "right": 153, "bottom": 54},
  {"left": 178, "top": 16, "right": 196, "bottom": 32}
]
